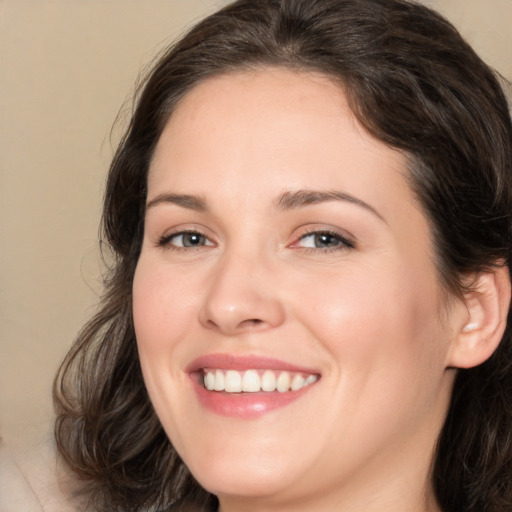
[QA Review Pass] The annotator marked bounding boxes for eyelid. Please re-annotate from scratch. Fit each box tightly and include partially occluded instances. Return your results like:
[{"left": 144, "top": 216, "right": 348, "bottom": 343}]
[
  {"left": 289, "top": 225, "right": 356, "bottom": 251},
  {"left": 156, "top": 224, "right": 217, "bottom": 250},
  {"left": 153, "top": 223, "right": 355, "bottom": 253}
]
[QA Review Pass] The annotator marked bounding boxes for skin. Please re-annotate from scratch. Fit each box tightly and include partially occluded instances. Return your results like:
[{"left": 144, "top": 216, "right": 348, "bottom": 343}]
[{"left": 132, "top": 68, "right": 469, "bottom": 511}]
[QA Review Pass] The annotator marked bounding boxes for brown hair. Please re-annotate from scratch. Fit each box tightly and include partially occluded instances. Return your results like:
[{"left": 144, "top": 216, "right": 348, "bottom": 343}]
[{"left": 54, "top": 1, "right": 512, "bottom": 510}]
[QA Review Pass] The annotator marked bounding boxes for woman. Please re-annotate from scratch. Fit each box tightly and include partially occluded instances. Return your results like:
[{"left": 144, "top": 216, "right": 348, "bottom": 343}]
[{"left": 54, "top": 0, "right": 512, "bottom": 510}]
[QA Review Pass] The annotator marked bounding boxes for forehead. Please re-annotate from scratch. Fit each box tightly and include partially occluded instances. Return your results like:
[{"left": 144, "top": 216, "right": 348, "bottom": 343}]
[{"left": 148, "top": 68, "right": 417, "bottom": 224}]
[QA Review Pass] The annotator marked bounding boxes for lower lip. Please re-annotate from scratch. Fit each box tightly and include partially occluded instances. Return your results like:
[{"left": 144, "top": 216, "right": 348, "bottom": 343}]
[{"left": 190, "top": 375, "right": 316, "bottom": 419}]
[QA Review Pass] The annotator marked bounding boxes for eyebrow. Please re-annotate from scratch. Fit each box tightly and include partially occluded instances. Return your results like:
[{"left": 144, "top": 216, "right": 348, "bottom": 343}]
[
  {"left": 145, "top": 189, "right": 384, "bottom": 222},
  {"left": 275, "top": 189, "right": 385, "bottom": 222},
  {"left": 146, "top": 193, "right": 207, "bottom": 212}
]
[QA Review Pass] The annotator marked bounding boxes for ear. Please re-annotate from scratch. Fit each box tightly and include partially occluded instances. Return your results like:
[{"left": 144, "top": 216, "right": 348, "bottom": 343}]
[{"left": 447, "top": 265, "right": 511, "bottom": 369}]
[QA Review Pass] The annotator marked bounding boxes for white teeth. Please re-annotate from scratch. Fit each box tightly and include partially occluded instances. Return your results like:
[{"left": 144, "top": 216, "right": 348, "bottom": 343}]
[
  {"left": 291, "top": 374, "right": 305, "bottom": 391},
  {"left": 202, "top": 368, "right": 319, "bottom": 393},
  {"left": 276, "top": 371, "right": 291, "bottom": 393},
  {"left": 205, "top": 371, "right": 215, "bottom": 391},
  {"left": 225, "top": 370, "right": 242, "bottom": 392},
  {"left": 242, "top": 370, "right": 260, "bottom": 392},
  {"left": 261, "top": 370, "right": 277, "bottom": 392},
  {"left": 214, "top": 370, "right": 225, "bottom": 392},
  {"left": 305, "top": 374, "right": 318, "bottom": 385}
]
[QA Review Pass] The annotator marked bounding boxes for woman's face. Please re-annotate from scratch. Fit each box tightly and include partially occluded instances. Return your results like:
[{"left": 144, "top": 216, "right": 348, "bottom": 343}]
[{"left": 133, "top": 69, "right": 459, "bottom": 509}]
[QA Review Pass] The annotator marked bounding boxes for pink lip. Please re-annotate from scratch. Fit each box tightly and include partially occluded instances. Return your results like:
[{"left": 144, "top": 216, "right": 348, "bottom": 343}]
[
  {"left": 187, "top": 353, "right": 320, "bottom": 419},
  {"left": 186, "top": 353, "right": 319, "bottom": 374}
]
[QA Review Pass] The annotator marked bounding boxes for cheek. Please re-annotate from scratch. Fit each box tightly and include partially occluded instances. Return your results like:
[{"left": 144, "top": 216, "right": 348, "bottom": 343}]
[
  {"left": 132, "top": 259, "right": 202, "bottom": 451},
  {"left": 292, "top": 260, "right": 450, "bottom": 454},
  {"left": 132, "top": 259, "right": 198, "bottom": 355},
  {"left": 292, "top": 256, "right": 447, "bottom": 385},
  {"left": 132, "top": 259, "right": 197, "bottom": 416}
]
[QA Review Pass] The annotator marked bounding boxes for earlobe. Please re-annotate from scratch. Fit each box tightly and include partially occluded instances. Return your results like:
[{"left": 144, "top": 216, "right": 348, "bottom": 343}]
[{"left": 447, "top": 265, "right": 511, "bottom": 369}]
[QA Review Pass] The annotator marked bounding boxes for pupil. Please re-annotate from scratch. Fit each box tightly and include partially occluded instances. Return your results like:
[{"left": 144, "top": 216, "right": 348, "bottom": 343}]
[
  {"left": 184, "top": 233, "right": 203, "bottom": 247},
  {"left": 315, "top": 233, "right": 339, "bottom": 247}
]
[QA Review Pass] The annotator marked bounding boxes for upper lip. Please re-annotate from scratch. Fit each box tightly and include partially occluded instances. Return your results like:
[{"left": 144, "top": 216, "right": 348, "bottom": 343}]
[{"left": 186, "top": 353, "right": 320, "bottom": 375}]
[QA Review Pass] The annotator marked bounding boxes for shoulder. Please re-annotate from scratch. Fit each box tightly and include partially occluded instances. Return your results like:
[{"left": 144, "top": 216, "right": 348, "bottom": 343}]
[
  {"left": 0, "top": 437, "right": 85, "bottom": 512},
  {"left": 0, "top": 438, "right": 43, "bottom": 511}
]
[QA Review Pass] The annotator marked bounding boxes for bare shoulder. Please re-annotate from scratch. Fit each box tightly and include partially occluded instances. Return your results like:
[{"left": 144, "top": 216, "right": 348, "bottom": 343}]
[{"left": 0, "top": 437, "right": 85, "bottom": 512}]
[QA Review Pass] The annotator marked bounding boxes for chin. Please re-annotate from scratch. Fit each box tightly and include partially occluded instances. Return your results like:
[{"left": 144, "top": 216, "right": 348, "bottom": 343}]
[{"left": 186, "top": 451, "right": 302, "bottom": 500}]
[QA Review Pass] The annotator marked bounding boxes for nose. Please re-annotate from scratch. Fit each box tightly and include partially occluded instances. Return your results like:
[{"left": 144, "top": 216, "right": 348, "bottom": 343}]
[{"left": 198, "top": 250, "right": 286, "bottom": 336}]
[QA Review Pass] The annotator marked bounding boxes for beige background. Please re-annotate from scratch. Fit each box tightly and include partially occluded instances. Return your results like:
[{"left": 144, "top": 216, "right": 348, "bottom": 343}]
[{"left": 0, "top": 0, "right": 511, "bottom": 505}]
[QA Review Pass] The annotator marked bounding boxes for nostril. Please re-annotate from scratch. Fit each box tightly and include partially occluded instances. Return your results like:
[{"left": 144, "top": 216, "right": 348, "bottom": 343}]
[
  {"left": 241, "top": 318, "right": 264, "bottom": 329},
  {"left": 203, "top": 317, "right": 264, "bottom": 332}
]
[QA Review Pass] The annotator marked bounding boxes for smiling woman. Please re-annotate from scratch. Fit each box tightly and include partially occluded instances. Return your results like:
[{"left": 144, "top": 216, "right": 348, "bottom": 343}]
[
  {"left": 134, "top": 70, "right": 455, "bottom": 507},
  {"left": 53, "top": 1, "right": 512, "bottom": 511}
]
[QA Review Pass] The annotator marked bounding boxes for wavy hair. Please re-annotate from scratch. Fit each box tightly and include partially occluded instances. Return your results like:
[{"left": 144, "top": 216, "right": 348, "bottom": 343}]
[{"left": 54, "top": 0, "right": 512, "bottom": 510}]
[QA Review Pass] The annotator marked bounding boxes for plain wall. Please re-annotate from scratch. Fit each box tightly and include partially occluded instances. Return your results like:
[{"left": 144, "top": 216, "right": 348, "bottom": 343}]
[{"left": 0, "top": 0, "right": 511, "bottom": 503}]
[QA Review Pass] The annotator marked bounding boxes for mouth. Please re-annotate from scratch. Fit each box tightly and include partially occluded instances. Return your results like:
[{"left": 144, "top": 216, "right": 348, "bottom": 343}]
[{"left": 187, "top": 354, "right": 321, "bottom": 418}]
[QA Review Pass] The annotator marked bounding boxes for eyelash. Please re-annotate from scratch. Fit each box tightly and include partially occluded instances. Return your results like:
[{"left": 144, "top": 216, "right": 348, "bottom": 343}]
[
  {"left": 157, "top": 228, "right": 355, "bottom": 253},
  {"left": 157, "top": 230, "right": 214, "bottom": 251},
  {"left": 293, "top": 229, "right": 355, "bottom": 253}
]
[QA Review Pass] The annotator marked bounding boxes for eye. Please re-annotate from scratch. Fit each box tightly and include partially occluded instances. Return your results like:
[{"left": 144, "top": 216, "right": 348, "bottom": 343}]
[
  {"left": 293, "top": 230, "right": 354, "bottom": 251},
  {"left": 159, "top": 230, "right": 215, "bottom": 249}
]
